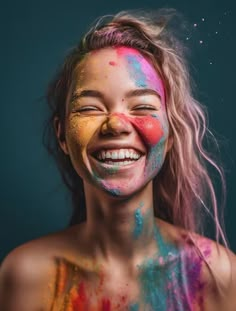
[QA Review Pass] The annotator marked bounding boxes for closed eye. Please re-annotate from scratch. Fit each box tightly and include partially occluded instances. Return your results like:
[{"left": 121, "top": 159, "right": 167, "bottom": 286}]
[
  {"left": 71, "top": 105, "right": 105, "bottom": 114},
  {"left": 133, "top": 105, "right": 157, "bottom": 111},
  {"left": 77, "top": 106, "right": 99, "bottom": 111}
]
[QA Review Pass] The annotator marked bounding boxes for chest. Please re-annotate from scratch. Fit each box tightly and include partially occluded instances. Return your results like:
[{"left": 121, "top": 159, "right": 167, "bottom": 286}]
[{"left": 49, "top": 256, "right": 207, "bottom": 311}]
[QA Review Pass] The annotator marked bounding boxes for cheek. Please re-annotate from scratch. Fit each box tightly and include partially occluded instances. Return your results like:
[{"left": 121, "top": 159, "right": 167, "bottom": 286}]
[
  {"left": 66, "top": 117, "right": 100, "bottom": 149},
  {"left": 129, "top": 115, "right": 164, "bottom": 146}
]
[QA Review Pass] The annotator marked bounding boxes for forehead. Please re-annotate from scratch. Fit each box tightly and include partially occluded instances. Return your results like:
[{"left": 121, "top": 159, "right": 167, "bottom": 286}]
[
  {"left": 75, "top": 47, "right": 155, "bottom": 77},
  {"left": 73, "top": 47, "right": 165, "bottom": 103}
]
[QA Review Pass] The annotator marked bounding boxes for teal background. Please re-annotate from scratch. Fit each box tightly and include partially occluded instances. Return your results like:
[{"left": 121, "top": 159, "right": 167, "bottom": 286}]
[{"left": 1, "top": 0, "right": 235, "bottom": 261}]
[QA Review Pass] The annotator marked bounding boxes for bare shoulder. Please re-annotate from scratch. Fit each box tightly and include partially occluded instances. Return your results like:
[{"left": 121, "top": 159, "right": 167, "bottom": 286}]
[
  {"left": 156, "top": 218, "right": 236, "bottom": 310},
  {"left": 202, "top": 239, "right": 236, "bottom": 311},
  {"left": 0, "top": 225, "right": 81, "bottom": 311}
]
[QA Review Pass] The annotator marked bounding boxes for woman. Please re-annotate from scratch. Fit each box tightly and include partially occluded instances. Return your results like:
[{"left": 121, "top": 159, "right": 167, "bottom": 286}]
[{"left": 0, "top": 9, "right": 235, "bottom": 311}]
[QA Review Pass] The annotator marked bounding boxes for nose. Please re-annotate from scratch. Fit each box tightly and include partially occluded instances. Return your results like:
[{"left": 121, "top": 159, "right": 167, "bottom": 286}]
[{"left": 100, "top": 113, "right": 132, "bottom": 136}]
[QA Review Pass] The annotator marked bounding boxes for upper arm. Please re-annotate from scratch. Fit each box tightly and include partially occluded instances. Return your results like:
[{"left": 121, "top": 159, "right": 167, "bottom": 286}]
[
  {"left": 204, "top": 244, "right": 236, "bottom": 311},
  {"left": 217, "top": 249, "right": 236, "bottom": 310},
  {"left": 0, "top": 245, "right": 56, "bottom": 311}
]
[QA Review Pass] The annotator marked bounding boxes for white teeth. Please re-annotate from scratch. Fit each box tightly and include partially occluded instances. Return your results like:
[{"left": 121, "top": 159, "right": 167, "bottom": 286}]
[
  {"left": 111, "top": 151, "right": 118, "bottom": 159},
  {"left": 96, "top": 148, "right": 141, "bottom": 161},
  {"left": 106, "top": 151, "right": 111, "bottom": 158},
  {"left": 119, "top": 150, "right": 125, "bottom": 159}
]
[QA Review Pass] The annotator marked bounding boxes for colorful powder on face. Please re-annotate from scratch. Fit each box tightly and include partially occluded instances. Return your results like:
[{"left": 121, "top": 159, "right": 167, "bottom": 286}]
[
  {"left": 109, "top": 188, "right": 121, "bottom": 196},
  {"left": 116, "top": 47, "right": 165, "bottom": 105},
  {"left": 146, "top": 137, "right": 165, "bottom": 176},
  {"left": 109, "top": 113, "right": 165, "bottom": 147},
  {"left": 89, "top": 112, "right": 167, "bottom": 195},
  {"left": 92, "top": 170, "right": 121, "bottom": 197},
  {"left": 126, "top": 54, "right": 147, "bottom": 88},
  {"left": 130, "top": 115, "right": 164, "bottom": 146},
  {"left": 105, "top": 112, "right": 166, "bottom": 177}
]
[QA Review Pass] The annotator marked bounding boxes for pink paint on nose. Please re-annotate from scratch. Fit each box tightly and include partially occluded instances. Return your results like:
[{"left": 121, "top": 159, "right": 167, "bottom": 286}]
[{"left": 111, "top": 113, "right": 164, "bottom": 146}]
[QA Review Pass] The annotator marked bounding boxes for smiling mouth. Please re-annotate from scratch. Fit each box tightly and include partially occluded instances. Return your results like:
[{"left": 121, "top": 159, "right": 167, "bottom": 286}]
[{"left": 92, "top": 148, "right": 143, "bottom": 166}]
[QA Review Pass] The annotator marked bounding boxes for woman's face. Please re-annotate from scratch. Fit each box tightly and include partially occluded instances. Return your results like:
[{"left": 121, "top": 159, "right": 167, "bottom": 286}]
[{"left": 61, "top": 47, "right": 171, "bottom": 197}]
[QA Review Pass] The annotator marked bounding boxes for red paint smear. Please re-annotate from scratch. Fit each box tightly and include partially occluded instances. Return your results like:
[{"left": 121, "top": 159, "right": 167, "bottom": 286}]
[
  {"left": 116, "top": 46, "right": 140, "bottom": 57},
  {"left": 72, "top": 282, "right": 89, "bottom": 310},
  {"left": 130, "top": 116, "right": 163, "bottom": 146},
  {"left": 111, "top": 113, "right": 163, "bottom": 146},
  {"left": 101, "top": 298, "right": 111, "bottom": 311},
  {"left": 109, "top": 61, "right": 117, "bottom": 66}
]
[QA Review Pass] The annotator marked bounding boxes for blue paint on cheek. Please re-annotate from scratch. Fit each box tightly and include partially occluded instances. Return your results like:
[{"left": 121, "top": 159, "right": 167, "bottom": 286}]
[
  {"left": 146, "top": 136, "right": 166, "bottom": 175},
  {"left": 144, "top": 115, "right": 168, "bottom": 176},
  {"left": 126, "top": 55, "right": 147, "bottom": 88}
]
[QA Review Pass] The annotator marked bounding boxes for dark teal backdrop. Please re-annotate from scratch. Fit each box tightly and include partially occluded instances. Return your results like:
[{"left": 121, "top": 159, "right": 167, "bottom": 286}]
[{"left": 1, "top": 0, "right": 235, "bottom": 261}]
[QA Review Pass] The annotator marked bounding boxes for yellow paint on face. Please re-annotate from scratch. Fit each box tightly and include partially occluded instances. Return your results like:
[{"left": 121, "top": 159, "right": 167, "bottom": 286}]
[{"left": 65, "top": 113, "right": 106, "bottom": 178}]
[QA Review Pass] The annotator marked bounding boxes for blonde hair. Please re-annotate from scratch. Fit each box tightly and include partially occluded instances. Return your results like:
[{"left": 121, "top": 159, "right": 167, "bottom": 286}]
[{"left": 45, "top": 9, "right": 227, "bottom": 246}]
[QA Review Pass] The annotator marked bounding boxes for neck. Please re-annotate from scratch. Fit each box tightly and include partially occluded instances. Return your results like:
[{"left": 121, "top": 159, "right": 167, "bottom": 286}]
[{"left": 83, "top": 181, "right": 158, "bottom": 263}]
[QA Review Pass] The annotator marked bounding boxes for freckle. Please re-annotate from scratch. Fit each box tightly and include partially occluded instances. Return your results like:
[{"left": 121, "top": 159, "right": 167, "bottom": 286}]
[
  {"left": 109, "top": 61, "right": 117, "bottom": 66},
  {"left": 122, "top": 98, "right": 124, "bottom": 102}
]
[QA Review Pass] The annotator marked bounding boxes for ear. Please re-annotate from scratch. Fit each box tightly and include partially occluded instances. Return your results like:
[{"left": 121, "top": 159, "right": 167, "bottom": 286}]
[{"left": 54, "top": 117, "right": 69, "bottom": 155}]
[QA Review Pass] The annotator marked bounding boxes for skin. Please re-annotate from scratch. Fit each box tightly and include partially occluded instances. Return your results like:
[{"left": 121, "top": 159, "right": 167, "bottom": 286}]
[
  {"left": 0, "top": 47, "right": 236, "bottom": 311},
  {"left": 62, "top": 47, "right": 169, "bottom": 198}
]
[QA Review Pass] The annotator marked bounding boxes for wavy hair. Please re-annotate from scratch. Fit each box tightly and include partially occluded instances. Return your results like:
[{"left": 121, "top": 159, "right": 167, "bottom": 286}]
[{"left": 44, "top": 9, "right": 227, "bottom": 246}]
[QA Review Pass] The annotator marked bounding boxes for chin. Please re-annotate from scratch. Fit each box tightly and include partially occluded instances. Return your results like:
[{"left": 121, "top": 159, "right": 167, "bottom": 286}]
[{"left": 98, "top": 179, "right": 151, "bottom": 199}]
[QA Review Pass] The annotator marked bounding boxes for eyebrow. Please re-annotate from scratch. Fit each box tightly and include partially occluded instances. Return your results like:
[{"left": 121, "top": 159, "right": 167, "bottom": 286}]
[
  {"left": 71, "top": 88, "right": 161, "bottom": 102},
  {"left": 125, "top": 88, "right": 161, "bottom": 99},
  {"left": 71, "top": 90, "right": 104, "bottom": 102}
]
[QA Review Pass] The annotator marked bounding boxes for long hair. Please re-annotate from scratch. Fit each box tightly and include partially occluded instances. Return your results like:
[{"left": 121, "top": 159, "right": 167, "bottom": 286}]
[{"left": 43, "top": 9, "right": 227, "bottom": 245}]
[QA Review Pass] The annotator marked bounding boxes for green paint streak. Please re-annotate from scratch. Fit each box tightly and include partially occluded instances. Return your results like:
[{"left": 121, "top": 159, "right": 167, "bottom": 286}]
[
  {"left": 133, "top": 208, "right": 143, "bottom": 239},
  {"left": 129, "top": 302, "right": 139, "bottom": 311},
  {"left": 126, "top": 55, "right": 147, "bottom": 88},
  {"left": 134, "top": 224, "right": 207, "bottom": 310}
]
